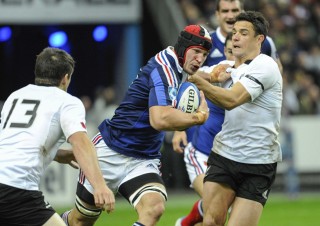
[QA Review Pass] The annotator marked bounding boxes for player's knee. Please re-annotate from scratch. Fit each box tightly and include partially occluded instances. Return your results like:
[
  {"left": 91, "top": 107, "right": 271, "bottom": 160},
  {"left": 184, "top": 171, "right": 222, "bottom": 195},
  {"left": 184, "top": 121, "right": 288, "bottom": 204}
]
[
  {"left": 151, "top": 199, "right": 166, "bottom": 217},
  {"left": 69, "top": 196, "right": 101, "bottom": 226},
  {"left": 133, "top": 185, "right": 167, "bottom": 220},
  {"left": 140, "top": 198, "right": 165, "bottom": 222},
  {"left": 69, "top": 209, "right": 99, "bottom": 226}
]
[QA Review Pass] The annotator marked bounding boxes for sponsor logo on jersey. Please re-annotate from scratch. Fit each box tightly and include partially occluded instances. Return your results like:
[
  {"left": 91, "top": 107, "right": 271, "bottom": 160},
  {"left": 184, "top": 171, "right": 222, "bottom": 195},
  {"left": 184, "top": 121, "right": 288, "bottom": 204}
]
[{"left": 168, "top": 86, "right": 178, "bottom": 101}]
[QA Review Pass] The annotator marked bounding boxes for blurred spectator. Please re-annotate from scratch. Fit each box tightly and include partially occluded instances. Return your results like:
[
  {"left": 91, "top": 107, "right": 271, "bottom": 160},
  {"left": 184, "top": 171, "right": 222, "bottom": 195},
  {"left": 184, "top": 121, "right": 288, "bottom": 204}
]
[
  {"left": 281, "top": 72, "right": 300, "bottom": 198},
  {"left": 79, "top": 95, "right": 97, "bottom": 138},
  {"left": 91, "top": 85, "right": 119, "bottom": 127},
  {"left": 294, "top": 70, "right": 320, "bottom": 114}
]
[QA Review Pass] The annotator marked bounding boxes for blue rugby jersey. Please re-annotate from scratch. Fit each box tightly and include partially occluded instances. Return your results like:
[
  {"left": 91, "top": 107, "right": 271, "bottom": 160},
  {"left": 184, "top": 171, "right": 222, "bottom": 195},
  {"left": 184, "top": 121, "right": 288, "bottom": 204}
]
[
  {"left": 189, "top": 28, "right": 226, "bottom": 155},
  {"left": 99, "top": 47, "right": 185, "bottom": 159},
  {"left": 190, "top": 28, "right": 280, "bottom": 156}
]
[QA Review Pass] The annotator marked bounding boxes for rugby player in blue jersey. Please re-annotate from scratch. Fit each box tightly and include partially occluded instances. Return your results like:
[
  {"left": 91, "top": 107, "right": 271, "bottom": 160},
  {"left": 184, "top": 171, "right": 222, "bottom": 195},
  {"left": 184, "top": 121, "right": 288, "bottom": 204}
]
[
  {"left": 173, "top": 1, "right": 283, "bottom": 226},
  {"left": 61, "top": 25, "right": 211, "bottom": 226}
]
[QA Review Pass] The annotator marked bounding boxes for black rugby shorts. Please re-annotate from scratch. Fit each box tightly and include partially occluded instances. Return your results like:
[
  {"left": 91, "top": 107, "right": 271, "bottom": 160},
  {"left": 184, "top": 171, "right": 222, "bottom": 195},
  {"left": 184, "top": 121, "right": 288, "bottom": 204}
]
[
  {"left": 0, "top": 183, "right": 55, "bottom": 226},
  {"left": 204, "top": 152, "right": 277, "bottom": 206}
]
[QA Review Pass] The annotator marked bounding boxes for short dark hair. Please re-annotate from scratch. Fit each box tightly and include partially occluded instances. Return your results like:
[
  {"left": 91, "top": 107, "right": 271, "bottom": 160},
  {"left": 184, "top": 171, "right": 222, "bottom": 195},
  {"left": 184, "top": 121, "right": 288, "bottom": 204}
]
[
  {"left": 235, "top": 11, "right": 269, "bottom": 41},
  {"left": 224, "top": 32, "right": 233, "bottom": 47},
  {"left": 215, "top": 0, "right": 244, "bottom": 11},
  {"left": 34, "top": 47, "right": 75, "bottom": 86}
]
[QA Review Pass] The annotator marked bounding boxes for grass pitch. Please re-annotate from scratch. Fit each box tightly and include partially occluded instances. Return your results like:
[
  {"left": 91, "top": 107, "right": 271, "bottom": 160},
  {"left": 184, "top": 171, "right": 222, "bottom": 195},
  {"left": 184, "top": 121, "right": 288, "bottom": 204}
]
[{"left": 58, "top": 190, "right": 320, "bottom": 226}]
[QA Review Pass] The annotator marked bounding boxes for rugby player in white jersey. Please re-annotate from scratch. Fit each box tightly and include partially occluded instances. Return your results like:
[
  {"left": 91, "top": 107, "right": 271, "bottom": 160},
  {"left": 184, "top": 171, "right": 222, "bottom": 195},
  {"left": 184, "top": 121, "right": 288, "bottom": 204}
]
[
  {"left": 188, "top": 11, "right": 283, "bottom": 226},
  {"left": 174, "top": 1, "right": 283, "bottom": 225},
  {"left": 0, "top": 47, "right": 115, "bottom": 226}
]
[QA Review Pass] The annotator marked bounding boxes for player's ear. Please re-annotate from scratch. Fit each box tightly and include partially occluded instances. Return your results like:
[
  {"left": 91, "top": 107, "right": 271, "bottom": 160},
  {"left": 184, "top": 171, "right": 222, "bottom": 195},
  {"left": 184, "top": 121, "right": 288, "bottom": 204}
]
[
  {"left": 61, "top": 74, "right": 70, "bottom": 85},
  {"left": 257, "top": 34, "right": 265, "bottom": 44},
  {"left": 59, "top": 74, "right": 70, "bottom": 91}
]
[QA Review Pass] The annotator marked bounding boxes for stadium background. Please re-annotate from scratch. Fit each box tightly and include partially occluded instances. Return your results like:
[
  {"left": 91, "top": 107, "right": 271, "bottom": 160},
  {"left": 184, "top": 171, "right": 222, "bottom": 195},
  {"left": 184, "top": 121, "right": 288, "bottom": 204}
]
[{"left": 0, "top": 0, "right": 320, "bottom": 223}]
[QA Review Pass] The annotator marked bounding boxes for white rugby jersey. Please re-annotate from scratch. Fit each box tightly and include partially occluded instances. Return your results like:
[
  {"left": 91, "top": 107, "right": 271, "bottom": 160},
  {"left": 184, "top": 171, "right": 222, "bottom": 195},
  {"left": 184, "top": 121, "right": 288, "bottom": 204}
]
[
  {"left": 213, "top": 54, "right": 283, "bottom": 164},
  {"left": 0, "top": 84, "right": 87, "bottom": 190}
]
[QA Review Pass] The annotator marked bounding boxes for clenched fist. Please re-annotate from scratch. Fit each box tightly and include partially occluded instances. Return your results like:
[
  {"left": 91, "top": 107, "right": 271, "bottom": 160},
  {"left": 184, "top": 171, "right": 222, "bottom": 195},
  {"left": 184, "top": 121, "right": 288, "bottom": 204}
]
[{"left": 209, "top": 64, "right": 231, "bottom": 83}]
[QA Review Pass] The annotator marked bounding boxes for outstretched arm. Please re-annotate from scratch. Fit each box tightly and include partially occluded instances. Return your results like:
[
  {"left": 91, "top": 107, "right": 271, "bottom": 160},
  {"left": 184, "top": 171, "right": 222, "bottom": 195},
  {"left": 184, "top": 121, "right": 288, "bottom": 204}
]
[
  {"left": 188, "top": 74, "right": 251, "bottom": 110},
  {"left": 68, "top": 132, "right": 115, "bottom": 213},
  {"left": 54, "top": 149, "right": 79, "bottom": 169}
]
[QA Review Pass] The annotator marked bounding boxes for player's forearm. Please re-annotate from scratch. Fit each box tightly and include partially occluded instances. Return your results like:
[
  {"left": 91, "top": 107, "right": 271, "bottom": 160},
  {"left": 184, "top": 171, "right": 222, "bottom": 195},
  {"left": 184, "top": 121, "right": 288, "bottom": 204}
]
[
  {"left": 69, "top": 133, "right": 106, "bottom": 189},
  {"left": 150, "top": 107, "right": 207, "bottom": 131},
  {"left": 190, "top": 75, "right": 239, "bottom": 110}
]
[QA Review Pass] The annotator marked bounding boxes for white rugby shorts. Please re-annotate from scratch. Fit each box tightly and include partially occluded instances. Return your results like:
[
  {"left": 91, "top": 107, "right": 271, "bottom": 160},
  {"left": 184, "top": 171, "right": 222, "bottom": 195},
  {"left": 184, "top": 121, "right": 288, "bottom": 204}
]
[
  {"left": 80, "top": 138, "right": 162, "bottom": 195},
  {"left": 184, "top": 142, "right": 208, "bottom": 186}
]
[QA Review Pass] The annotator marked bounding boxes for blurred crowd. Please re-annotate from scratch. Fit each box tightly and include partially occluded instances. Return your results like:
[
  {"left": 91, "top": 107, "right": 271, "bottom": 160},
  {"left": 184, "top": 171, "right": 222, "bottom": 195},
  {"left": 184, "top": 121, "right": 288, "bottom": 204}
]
[
  {"left": 178, "top": 0, "right": 320, "bottom": 115},
  {"left": 80, "top": 85, "right": 119, "bottom": 138}
]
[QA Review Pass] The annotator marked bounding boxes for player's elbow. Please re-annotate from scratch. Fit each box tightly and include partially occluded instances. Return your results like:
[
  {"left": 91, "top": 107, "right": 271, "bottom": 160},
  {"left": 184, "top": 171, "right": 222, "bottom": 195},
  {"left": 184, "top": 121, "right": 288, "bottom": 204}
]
[
  {"left": 224, "top": 96, "right": 250, "bottom": 110},
  {"left": 222, "top": 89, "right": 250, "bottom": 110},
  {"left": 224, "top": 100, "right": 238, "bottom": 110},
  {"left": 149, "top": 105, "right": 174, "bottom": 131},
  {"left": 150, "top": 118, "right": 167, "bottom": 131},
  {"left": 220, "top": 96, "right": 239, "bottom": 110}
]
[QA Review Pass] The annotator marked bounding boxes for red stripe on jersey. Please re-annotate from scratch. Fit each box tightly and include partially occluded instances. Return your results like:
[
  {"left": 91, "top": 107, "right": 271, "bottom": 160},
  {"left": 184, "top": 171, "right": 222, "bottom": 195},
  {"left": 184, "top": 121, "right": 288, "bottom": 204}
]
[{"left": 156, "top": 53, "right": 174, "bottom": 86}]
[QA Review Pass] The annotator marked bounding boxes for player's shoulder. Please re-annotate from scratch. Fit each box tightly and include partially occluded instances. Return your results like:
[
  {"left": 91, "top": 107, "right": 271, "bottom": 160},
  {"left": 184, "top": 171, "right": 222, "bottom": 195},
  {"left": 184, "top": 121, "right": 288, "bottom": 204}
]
[
  {"left": 42, "top": 86, "right": 83, "bottom": 108},
  {"left": 255, "top": 54, "right": 275, "bottom": 64},
  {"left": 252, "top": 54, "right": 281, "bottom": 76},
  {"left": 61, "top": 91, "right": 83, "bottom": 106}
]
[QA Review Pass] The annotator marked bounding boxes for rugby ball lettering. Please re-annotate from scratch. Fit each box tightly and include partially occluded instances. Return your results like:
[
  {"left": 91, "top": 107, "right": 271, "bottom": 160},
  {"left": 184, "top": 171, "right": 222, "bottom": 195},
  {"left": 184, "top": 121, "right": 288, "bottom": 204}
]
[{"left": 176, "top": 82, "right": 200, "bottom": 113}]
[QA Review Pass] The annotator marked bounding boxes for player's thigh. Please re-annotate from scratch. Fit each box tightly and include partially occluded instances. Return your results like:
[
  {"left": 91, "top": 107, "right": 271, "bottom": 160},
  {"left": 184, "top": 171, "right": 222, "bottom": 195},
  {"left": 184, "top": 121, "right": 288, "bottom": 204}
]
[
  {"left": 192, "top": 173, "right": 205, "bottom": 197},
  {"left": 118, "top": 159, "right": 167, "bottom": 209},
  {"left": 77, "top": 142, "right": 129, "bottom": 197},
  {"left": 74, "top": 144, "right": 131, "bottom": 222},
  {"left": 43, "top": 213, "right": 66, "bottom": 226},
  {"left": 202, "top": 181, "right": 235, "bottom": 217},
  {"left": 227, "top": 197, "right": 263, "bottom": 226}
]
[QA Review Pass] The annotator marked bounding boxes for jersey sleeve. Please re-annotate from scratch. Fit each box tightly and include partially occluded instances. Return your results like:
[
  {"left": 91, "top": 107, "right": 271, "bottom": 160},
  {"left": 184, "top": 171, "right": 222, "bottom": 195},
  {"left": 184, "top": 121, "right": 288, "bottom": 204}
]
[
  {"left": 148, "top": 66, "right": 177, "bottom": 108},
  {"left": 239, "top": 55, "right": 279, "bottom": 101},
  {"left": 60, "top": 96, "right": 87, "bottom": 140}
]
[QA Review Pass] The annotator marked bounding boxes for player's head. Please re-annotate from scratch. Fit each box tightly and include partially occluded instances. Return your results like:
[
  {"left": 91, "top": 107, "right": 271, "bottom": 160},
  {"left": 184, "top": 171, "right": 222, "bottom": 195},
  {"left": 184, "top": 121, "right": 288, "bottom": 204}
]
[
  {"left": 215, "top": 0, "right": 243, "bottom": 37},
  {"left": 34, "top": 47, "right": 75, "bottom": 89},
  {"left": 232, "top": 11, "right": 269, "bottom": 58},
  {"left": 235, "top": 11, "right": 268, "bottom": 42},
  {"left": 174, "top": 25, "right": 212, "bottom": 67},
  {"left": 224, "top": 32, "right": 234, "bottom": 61}
]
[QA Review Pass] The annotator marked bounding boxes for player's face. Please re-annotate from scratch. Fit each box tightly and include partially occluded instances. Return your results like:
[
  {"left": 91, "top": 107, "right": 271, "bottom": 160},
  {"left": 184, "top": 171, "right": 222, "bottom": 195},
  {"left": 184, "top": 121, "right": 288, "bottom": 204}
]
[
  {"left": 231, "top": 21, "right": 264, "bottom": 62},
  {"left": 216, "top": 0, "right": 242, "bottom": 37},
  {"left": 224, "top": 39, "right": 235, "bottom": 61},
  {"left": 183, "top": 47, "right": 209, "bottom": 74}
]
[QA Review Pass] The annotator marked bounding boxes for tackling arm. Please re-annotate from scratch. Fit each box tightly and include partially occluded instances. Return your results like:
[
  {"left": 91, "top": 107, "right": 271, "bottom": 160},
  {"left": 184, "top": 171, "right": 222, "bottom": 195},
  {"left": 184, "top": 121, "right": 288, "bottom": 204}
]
[
  {"left": 188, "top": 74, "right": 251, "bottom": 110},
  {"left": 149, "top": 91, "right": 209, "bottom": 131}
]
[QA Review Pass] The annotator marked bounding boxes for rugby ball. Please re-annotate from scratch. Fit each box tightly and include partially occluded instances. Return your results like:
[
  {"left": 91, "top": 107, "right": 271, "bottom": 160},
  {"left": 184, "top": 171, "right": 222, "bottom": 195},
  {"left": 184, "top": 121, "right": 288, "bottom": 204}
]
[{"left": 176, "top": 82, "right": 200, "bottom": 113}]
